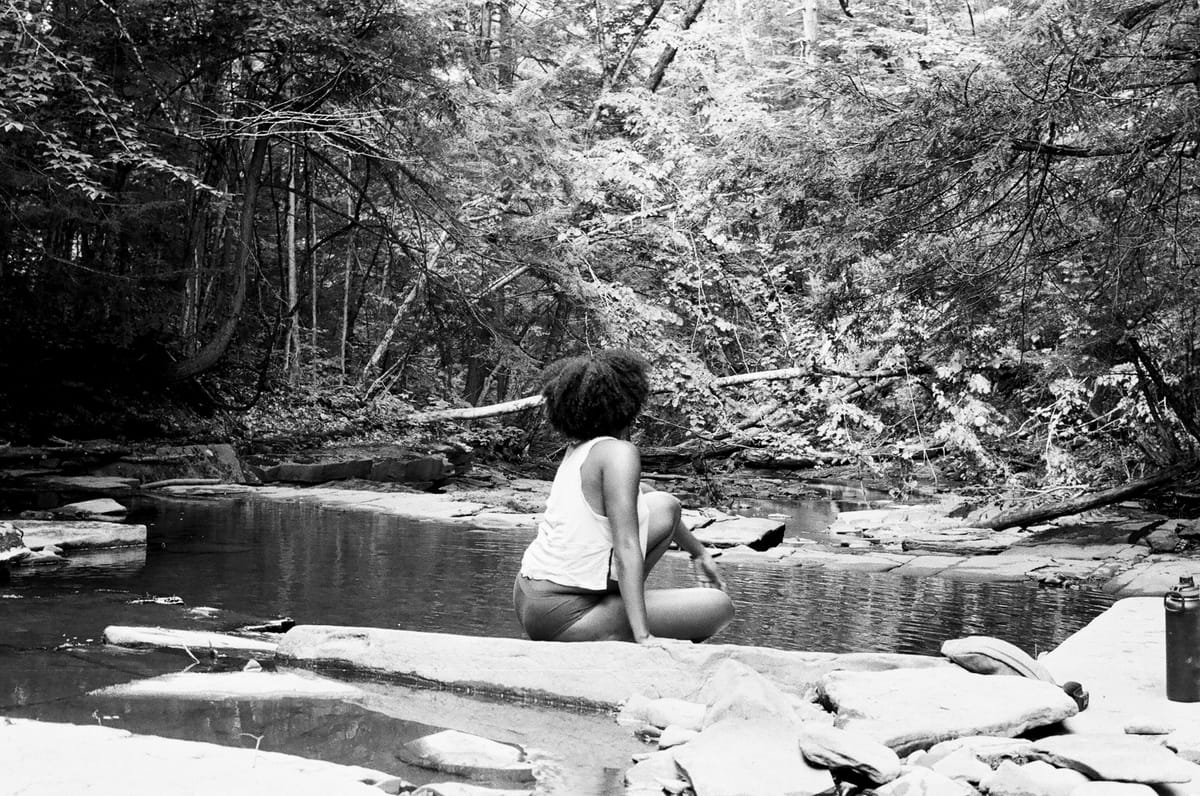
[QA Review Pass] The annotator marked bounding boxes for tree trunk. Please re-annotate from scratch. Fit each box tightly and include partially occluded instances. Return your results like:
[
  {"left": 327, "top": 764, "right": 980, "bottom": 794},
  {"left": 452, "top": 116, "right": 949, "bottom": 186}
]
[
  {"left": 645, "top": 0, "right": 708, "bottom": 92},
  {"left": 975, "top": 467, "right": 1188, "bottom": 531},
  {"left": 359, "top": 273, "right": 426, "bottom": 391},
  {"left": 359, "top": 228, "right": 447, "bottom": 389},
  {"left": 285, "top": 143, "right": 300, "bottom": 382},
  {"left": 803, "top": 0, "right": 820, "bottom": 65},
  {"left": 339, "top": 158, "right": 356, "bottom": 384},
  {"left": 170, "top": 137, "right": 269, "bottom": 381}
]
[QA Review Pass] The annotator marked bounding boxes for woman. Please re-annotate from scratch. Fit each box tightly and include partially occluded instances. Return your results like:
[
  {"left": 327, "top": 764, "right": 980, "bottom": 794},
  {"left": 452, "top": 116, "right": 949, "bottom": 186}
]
[{"left": 513, "top": 349, "right": 734, "bottom": 645}]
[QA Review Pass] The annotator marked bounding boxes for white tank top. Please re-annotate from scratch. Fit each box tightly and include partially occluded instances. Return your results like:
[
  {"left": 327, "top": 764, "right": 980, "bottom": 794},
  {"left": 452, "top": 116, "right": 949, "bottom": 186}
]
[{"left": 519, "top": 436, "right": 650, "bottom": 590}]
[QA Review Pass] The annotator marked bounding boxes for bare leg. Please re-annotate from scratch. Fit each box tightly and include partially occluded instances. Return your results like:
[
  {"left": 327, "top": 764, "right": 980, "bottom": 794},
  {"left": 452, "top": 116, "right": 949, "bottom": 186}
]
[{"left": 557, "top": 491, "right": 734, "bottom": 642}]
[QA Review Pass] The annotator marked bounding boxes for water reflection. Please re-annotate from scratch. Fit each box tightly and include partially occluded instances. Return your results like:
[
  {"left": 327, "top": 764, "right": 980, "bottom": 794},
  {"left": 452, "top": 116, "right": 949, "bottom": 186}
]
[
  {"left": 4, "top": 495, "right": 1113, "bottom": 658},
  {"left": 0, "top": 492, "right": 1116, "bottom": 796}
]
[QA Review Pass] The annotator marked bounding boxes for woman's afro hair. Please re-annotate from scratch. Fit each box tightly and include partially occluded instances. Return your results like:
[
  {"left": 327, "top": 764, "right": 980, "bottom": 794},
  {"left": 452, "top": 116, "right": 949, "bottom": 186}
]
[{"left": 540, "top": 349, "right": 650, "bottom": 440}]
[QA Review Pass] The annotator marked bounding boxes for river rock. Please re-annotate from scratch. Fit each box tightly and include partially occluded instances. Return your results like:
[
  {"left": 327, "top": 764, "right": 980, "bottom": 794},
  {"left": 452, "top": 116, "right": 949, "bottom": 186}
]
[
  {"left": 1141, "top": 526, "right": 1180, "bottom": 552},
  {"left": 270, "top": 459, "right": 375, "bottom": 484},
  {"left": 398, "top": 729, "right": 535, "bottom": 783},
  {"left": 1166, "top": 729, "right": 1200, "bottom": 764},
  {"left": 940, "top": 636, "right": 1056, "bottom": 682},
  {"left": 691, "top": 516, "right": 785, "bottom": 551},
  {"left": 926, "top": 749, "right": 992, "bottom": 785},
  {"left": 658, "top": 726, "right": 699, "bottom": 749},
  {"left": 22, "top": 475, "right": 139, "bottom": 496},
  {"left": 818, "top": 666, "right": 1078, "bottom": 755},
  {"left": 673, "top": 719, "right": 836, "bottom": 796},
  {"left": 13, "top": 519, "right": 146, "bottom": 550},
  {"left": 1030, "top": 734, "right": 1194, "bottom": 783},
  {"left": 875, "top": 766, "right": 975, "bottom": 796},
  {"left": 797, "top": 723, "right": 901, "bottom": 785},
  {"left": 919, "top": 736, "right": 1037, "bottom": 767},
  {"left": 902, "top": 530, "right": 1021, "bottom": 555},
  {"left": 1068, "top": 785, "right": 1157, "bottom": 796},
  {"left": 981, "top": 760, "right": 1089, "bottom": 796},
  {"left": 0, "top": 521, "right": 30, "bottom": 564},
  {"left": 412, "top": 785, "right": 532, "bottom": 796},
  {"left": 51, "top": 498, "right": 128, "bottom": 519},
  {"left": 620, "top": 694, "right": 706, "bottom": 731},
  {"left": 702, "top": 664, "right": 803, "bottom": 729},
  {"left": 626, "top": 749, "right": 686, "bottom": 795},
  {"left": 102, "top": 625, "right": 279, "bottom": 654},
  {"left": 89, "top": 671, "right": 362, "bottom": 700}
]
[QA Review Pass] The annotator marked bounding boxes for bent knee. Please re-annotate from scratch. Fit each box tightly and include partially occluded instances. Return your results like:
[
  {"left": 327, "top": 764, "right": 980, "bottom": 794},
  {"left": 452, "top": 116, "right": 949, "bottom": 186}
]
[
  {"left": 644, "top": 491, "right": 681, "bottom": 526},
  {"left": 709, "top": 590, "right": 735, "bottom": 625}
]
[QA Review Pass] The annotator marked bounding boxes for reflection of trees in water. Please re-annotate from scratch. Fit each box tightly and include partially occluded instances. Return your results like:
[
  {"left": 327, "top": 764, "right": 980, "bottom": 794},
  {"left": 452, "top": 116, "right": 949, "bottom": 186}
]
[
  {"left": 134, "top": 499, "right": 1115, "bottom": 656},
  {"left": 711, "top": 564, "right": 1112, "bottom": 656},
  {"left": 88, "top": 697, "right": 441, "bottom": 778}
]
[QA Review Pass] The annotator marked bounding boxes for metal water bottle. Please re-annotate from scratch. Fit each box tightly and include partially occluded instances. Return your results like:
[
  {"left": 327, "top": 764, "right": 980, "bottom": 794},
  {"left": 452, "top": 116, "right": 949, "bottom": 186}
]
[{"left": 1165, "top": 575, "right": 1200, "bottom": 702}]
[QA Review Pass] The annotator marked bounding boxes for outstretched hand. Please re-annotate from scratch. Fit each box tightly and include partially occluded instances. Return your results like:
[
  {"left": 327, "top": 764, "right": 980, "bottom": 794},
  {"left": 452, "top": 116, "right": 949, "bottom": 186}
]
[
  {"left": 636, "top": 634, "right": 675, "bottom": 650},
  {"left": 693, "top": 555, "right": 726, "bottom": 591}
]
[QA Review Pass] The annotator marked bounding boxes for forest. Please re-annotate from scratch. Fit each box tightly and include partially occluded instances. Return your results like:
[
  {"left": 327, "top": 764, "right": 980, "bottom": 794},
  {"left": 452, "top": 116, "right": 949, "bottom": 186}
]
[{"left": 1, "top": 0, "right": 1198, "bottom": 494}]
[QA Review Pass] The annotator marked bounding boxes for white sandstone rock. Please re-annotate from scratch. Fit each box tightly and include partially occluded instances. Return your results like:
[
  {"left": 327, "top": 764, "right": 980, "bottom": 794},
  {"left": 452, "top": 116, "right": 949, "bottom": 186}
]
[
  {"left": 919, "top": 736, "right": 1037, "bottom": 767},
  {"left": 625, "top": 748, "right": 684, "bottom": 795},
  {"left": 411, "top": 785, "right": 532, "bottom": 796},
  {"left": 981, "top": 760, "right": 1088, "bottom": 796},
  {"left": 102, "top": 625, "right": 278, "bottom": 654},
  {"left": 927, "top": 749, "right": 993, "bottom": 786},
  {"left": 702, "top": 665, "right": 802, "bottom": 729},
  {"left": 1031, "top": 734, "right": 1194, "bottom": 784},
  {"left": 14, "top": 519, "right": 146, "bottom": 550},
  {"left": 1068, "top": 784, "right": 1157, "bottom": 796},
  {"left": 53, "top": 498, "right": 128, "bottom": 519},
  {"left": 398, "top": 729, "right": 535, "bottom": 784},
  {"left": 620, "top": 694, "right": 706, "bottom": 731},
  {"left": 819, "top": 666, "right": 1077, "bottom": 755},
  {"left": 797, "top": 722, "right": 902, "bottom": 785},
  {"left": 658, "top": 726, "right": 699, "bottom": 749},
  {"left": 673, "top": 719, "right": 836, "bottom": 796},
  {"left": 941, "top": 636, "right": 1056, "bottom": 682},
  {"left": 876, "top": 766, "right": 975, "bottom": 796}
]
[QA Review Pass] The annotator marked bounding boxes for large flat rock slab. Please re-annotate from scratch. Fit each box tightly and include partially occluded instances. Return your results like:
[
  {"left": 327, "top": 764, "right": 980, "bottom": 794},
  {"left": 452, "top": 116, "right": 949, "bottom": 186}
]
[
  {"left": 0, "top": 718, "right": 397, "bottom": 795},
  {"left": 277, "top": 626, "right": 948, "bottom": 710},
  {"left": 818, "top": 666, "right": 1078, "bottom": 755},
  {"left": 1102, "top": 558, "right": 1200, "bottom": 597},
  {"left": 103, "top": 625, "right": 279, "bottom": 654},
  {"left": 91, "top": 670, "right": 362, "bottom": 700},
  {"left": 1041, "top": 597, "right": 1200, "bottom": 736},
  {"left": 13, "top": 518, "right": 146, "bottom": 550},
  {"left": 1030, "top": 733, "right": 1194, "bottom": 784},
  {"left": 692, "top": 516, "right": 785, "bottom": 550},
  {"left": 13, "top": 475, "right": 140, "bottom": 496}
]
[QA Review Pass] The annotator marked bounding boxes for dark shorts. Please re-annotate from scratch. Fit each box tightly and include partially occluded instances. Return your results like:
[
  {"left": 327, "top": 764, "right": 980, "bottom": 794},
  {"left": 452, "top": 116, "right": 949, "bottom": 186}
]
[{"left": 512, "top": 575, "right": 614, "bottom": 641}]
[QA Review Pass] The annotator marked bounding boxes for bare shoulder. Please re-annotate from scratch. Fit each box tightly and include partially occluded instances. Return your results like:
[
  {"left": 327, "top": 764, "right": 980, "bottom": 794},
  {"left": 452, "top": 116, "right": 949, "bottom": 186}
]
[
  {"left": 581, "top": 438, "right": 641, "bottom": 482},
  {"left": 591, "top": 437, "right": 640, "bottom": 465}
]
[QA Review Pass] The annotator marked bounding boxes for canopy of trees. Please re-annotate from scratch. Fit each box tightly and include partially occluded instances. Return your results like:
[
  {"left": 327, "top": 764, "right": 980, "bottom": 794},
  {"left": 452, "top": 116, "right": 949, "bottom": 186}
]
[{"left": 1, "top": 0, "right": 1197, "bottom": 486}]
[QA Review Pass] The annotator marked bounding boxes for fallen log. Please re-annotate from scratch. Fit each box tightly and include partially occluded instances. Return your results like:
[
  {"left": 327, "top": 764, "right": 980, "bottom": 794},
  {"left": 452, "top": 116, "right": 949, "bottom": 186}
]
[
  {"left": 405, "top": 364, "right": 928, "bottom": 424},
  {"left": 141, "top": 477, "right": 224, "bottom": 490},
  {"left": 976, "top": 466, "right": 1189, "bottom": 531}
]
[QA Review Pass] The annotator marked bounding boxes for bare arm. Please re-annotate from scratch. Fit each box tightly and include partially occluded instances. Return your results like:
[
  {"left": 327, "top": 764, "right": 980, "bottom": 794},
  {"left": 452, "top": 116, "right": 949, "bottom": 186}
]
[{"left": 599, "top": 439, "right": 654, "bottom": 642}]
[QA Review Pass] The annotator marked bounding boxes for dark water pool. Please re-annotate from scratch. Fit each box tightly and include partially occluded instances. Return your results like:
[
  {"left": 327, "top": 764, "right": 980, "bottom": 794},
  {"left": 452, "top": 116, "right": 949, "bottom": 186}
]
[{"left": 0, "top": 492, "right": 1114, "bottom": 792}]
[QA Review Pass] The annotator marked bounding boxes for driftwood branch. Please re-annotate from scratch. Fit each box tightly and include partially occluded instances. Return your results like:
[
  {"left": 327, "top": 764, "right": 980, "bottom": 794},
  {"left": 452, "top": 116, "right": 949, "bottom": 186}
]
[
  {"left": 976, "top": 466, "right": 1188, "bottom": 531},
  {"left": 406, "top": 363, "right": 926, "bottom": 424}
]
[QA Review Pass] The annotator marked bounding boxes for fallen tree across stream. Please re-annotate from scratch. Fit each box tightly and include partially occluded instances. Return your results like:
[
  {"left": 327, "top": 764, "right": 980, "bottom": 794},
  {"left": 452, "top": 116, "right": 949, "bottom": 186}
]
[
  {"left": 404, "top": 364, "right": 929, "bottom": 424},
  {"left": 976, "top": 465, "right": 1192, "bottom": 531}
]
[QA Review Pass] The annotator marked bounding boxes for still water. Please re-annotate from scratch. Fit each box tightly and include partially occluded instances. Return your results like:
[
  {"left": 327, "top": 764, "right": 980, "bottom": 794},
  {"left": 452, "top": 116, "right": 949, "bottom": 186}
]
[{"left": 0, "top": 492, "right": 1114, "bottom": 791}]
